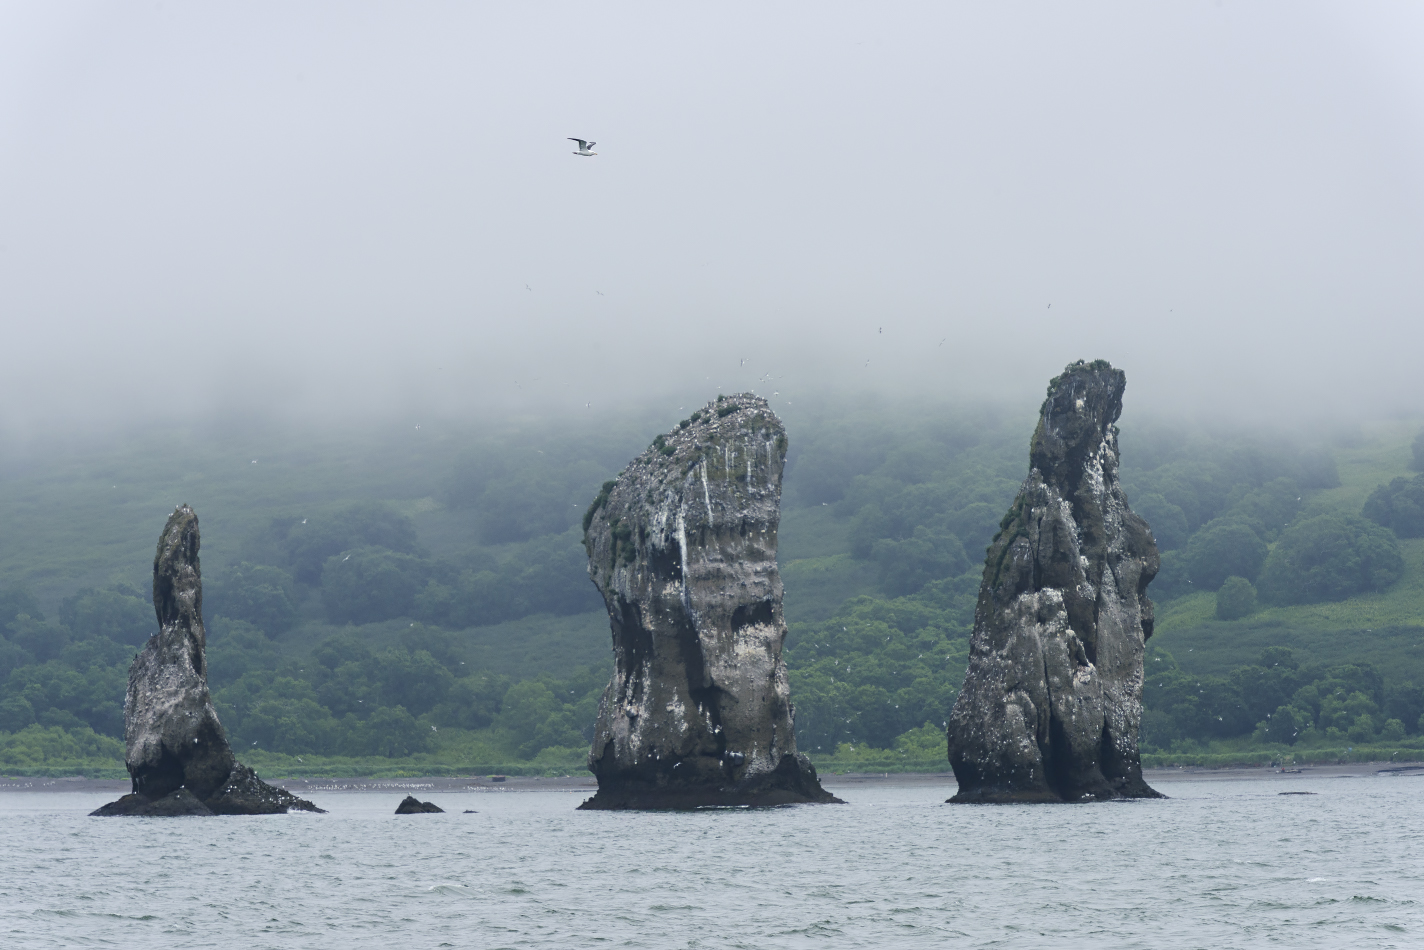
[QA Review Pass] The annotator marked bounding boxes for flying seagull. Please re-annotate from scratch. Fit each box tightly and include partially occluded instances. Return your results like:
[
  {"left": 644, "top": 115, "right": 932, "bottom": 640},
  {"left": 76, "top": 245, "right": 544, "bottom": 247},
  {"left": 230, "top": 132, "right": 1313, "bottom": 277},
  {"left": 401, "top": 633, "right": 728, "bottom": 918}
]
[{"left": 569, "top": 138, "right": 597, "bottom": 157}]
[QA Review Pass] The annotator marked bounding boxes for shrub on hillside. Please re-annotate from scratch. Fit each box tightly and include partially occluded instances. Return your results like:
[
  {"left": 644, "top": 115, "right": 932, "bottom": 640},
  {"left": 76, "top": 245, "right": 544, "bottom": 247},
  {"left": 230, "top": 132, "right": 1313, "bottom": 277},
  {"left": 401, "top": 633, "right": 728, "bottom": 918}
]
[
  {"left": 1257, "top": 513, "right": 1403, "bottom": 605},
  {"left": 1361, "top": 474, "right": 1424, "bottom": 538},
  {"left": 4, "top": 614, "right": 70, "bottom": 663},
  {"left": 1222, "top": 478, "right": 1302, "bottom": 542},
  {"left": 59, "top": 587, "right": 151, "bottom": 644},
  {"left": 1215, "top": 576, "right": 1258, "bottom": 620},
  {"left": 1133, "top": 493, "right": 1189, "bottom": 551},
  {"left": 1252, "top": 704, "right": 1313, "bottom": 745},
  {"left": 242, "top": 503, "right": 423, "bottom": 584},
  {"left": 321, "top": 547, "right": 427, "bottom": 623},
  {"left": 0, "top": 724, "right": 125, "bottom": 769},
  {"left": 1184, "top": 520, "right": 1268, "bottom": 590},
  {"left": 206, "top": 563, "right": 300, "bottom": 634},
  {"left": 871, "top": 528, "right": 969, "bottom": 596},
  {"left": 0, "top": 587, "right": 43, "bottom": 628},
  {"left": 414, "top": 529, "right": 596, "bottom": 628},
  {"left": 1148, "top": 550, "right": 1193, "bottom": 600}
]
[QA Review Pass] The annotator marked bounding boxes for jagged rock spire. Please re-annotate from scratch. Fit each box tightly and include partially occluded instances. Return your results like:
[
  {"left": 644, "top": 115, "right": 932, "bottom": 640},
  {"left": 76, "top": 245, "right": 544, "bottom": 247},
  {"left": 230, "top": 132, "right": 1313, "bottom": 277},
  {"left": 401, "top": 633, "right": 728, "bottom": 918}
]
[
  {"left": 947, "top": 361, "right": 1163, "bottom": 803},
  {"left": 93, "top": 505, "right": 321, "bottom": 816}
]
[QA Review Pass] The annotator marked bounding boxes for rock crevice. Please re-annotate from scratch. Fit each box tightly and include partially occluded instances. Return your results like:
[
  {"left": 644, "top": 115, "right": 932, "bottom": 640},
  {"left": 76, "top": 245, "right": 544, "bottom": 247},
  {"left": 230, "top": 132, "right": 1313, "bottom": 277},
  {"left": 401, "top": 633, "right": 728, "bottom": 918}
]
[
  {"left": 92, "top": 506, "right": 322, "bottom": 817},
  {"left": 579, "top": 394, "right": 840, "bottom": 809},
  {"left": 947, "top": 361, "right": 1163, "bottom": 803}
]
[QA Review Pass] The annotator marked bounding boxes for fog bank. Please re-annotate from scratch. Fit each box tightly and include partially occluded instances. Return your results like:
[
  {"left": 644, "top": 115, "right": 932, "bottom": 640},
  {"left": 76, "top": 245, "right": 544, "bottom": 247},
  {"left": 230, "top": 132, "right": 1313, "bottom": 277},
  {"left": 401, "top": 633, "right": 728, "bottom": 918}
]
[{"left": 2, "top": 2, "right": 1421, "bottom": 439}]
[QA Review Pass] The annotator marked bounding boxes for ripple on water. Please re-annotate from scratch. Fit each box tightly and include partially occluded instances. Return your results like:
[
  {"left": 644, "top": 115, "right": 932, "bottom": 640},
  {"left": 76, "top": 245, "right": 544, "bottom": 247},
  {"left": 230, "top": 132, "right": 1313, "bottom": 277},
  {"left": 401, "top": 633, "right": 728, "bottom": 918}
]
[{"left": 0, "top": 779, "right": 1421, "bottom": 949}]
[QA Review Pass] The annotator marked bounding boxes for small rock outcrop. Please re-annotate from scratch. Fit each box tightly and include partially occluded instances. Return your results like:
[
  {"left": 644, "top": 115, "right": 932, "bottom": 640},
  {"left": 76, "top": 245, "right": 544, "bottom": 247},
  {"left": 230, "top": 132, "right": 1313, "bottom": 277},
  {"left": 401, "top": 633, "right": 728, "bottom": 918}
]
[
  {"left": 92, "top": 506, "right": 323, "bottom": 817},
  {"left": 579, "top": 394, "right": 840, "bottom": 810},
  {"left": 394, "top": 795, "right": 444, "bottom": 814},
  {"left": 947, "top": 361, "right": 1163, "bottom": 803}
]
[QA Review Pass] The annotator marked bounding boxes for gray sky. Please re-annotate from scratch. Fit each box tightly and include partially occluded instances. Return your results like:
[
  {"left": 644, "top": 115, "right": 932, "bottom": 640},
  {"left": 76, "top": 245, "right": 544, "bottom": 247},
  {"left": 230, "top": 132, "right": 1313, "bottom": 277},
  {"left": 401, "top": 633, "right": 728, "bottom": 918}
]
[{"left": 2, "top": 1, "right": 1421, "bottom": 437}]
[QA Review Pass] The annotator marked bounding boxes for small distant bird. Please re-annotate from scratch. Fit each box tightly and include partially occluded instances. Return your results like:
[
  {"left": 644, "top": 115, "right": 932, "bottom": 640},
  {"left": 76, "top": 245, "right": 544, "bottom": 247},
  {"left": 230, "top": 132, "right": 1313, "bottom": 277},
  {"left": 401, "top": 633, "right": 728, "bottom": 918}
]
[
  {"left": 414, "top": 424, "right": 421, "bottom": 431},
  {"left": 938, "top": 338, "right": 946, "bottom": 346},
  {"left": 301, "top": 518, "right": 307, "bottom": 524},
  {"left": 251, "top": 459, "right": 257, "bottom": 464},
  {"left": 569, "top": 138, "right": 597, "bottom": 156},
  {"left": 740, "top": 358, "right": 748, "bottom": 367},
  {"left": 585, "top": 401, "right": 592, "bottom": 408},
  {"left": 878, "top": 327, "right": 882, "bottom": 334},
  {"left": 596, "top": 290, "right": 604, "bottom": 296},
  {"left": 1047, "top": 303, "right": 1052, "bottom": 309},
  {"left": 342, "top": 554, "right": 350, "bottom": 562}
]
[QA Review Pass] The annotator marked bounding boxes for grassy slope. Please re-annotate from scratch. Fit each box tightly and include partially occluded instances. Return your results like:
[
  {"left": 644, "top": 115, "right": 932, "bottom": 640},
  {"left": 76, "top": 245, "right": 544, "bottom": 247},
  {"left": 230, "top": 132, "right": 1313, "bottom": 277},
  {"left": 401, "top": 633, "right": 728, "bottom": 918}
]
[
  {"left": 1153, "top": 422, "right": 1424, "bottom": 684},
  {"left": 0, "top": 424, "right": 461, "bottom": 613},
  {"left": 779, "top": 506, "right": 879, "bottom": 622}
]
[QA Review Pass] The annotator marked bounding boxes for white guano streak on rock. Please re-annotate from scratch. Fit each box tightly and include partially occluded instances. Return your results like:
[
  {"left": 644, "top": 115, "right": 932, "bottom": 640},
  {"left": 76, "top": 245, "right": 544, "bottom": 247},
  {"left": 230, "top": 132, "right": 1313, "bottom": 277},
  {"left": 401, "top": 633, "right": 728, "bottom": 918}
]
[
  {"left": 676, "top": 507, "right": 691, "bottom": 615},
  {"left": 698, "top": 462, "right": 714, "bottom": 525},
  {"left": 666, "top": 686, "right": 688, "bottom": 735}
]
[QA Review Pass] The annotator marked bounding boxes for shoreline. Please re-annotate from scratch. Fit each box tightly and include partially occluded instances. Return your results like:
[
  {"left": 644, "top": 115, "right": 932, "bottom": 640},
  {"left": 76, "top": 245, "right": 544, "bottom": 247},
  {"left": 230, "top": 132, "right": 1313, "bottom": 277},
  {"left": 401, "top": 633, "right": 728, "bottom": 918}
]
[{"left": 4, "top": 762, "right": 1421, "bottom": 794}]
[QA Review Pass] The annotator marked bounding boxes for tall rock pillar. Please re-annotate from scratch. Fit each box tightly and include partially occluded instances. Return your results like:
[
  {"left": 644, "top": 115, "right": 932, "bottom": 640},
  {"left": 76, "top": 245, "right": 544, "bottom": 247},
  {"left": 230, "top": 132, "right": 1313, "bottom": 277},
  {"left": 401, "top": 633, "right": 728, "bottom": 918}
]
[
  {"left": 947, "top": 361, "right": 1163, "bottom": 803},
  {"left": 579, "top": 394, "right": 840, "bottom": 809},
  {"left": 93, "top": 505, "right": 322, "bottom": 816}
]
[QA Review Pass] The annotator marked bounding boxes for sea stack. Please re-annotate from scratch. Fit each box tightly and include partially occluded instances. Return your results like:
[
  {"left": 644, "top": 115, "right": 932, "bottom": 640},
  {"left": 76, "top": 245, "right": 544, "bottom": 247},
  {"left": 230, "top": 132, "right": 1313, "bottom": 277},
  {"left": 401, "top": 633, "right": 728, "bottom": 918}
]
[
  {"left": 947, "top": 361, "right": 1163, "bottom": 803},
  {"left": 92, "top": 506, "right": 322, "bottom": 816},
  {"left": 578, "top": 394, "right": 840, "bottom": 809}
]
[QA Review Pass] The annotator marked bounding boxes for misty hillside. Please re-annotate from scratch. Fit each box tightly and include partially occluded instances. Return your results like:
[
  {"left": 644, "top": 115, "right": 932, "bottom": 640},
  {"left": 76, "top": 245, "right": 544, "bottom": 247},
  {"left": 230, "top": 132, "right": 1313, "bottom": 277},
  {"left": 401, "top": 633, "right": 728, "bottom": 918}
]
[{"left": 2, "top": 403, "right": 1423, "bottom": 772}]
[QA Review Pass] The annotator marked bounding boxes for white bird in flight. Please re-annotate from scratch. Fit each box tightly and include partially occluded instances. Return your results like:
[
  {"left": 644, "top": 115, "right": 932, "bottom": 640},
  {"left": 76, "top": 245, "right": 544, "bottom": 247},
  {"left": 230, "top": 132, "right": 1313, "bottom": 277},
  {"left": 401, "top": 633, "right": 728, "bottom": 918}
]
[{"left": 569, "top": 138, "right": 597, "bottom": 157}]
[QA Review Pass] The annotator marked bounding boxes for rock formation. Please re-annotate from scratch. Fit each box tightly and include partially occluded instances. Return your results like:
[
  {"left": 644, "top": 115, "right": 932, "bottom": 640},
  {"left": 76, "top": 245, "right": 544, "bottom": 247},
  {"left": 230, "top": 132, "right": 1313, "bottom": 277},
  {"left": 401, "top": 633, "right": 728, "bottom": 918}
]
[
  {"left": 394, "top": 795, "right": 444, "bottom": 814},
  {"left": 92, "top": 506, "right": 322, "bottom": 817},
  {"left": 578, "top": 394, "right": 840, "bottom": 810},
  {"left": 946, "top": 361, "right": 1163, "bottom": 803}
]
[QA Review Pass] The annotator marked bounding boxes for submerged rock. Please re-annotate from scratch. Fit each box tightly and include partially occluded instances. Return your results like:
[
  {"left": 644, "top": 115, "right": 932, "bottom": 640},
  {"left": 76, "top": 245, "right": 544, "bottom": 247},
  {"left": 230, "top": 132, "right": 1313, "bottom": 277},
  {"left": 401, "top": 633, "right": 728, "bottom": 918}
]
[
  {"left": 92, "top": 506, "right": 323, "bottom": 817},
  {"left": 947, "top": 361, "right": 1163, "bottom": 803},
  {"left": 394, "top": 795, "right": 445, "bottom": 814},
  {"left": 579, "top": 394, "right": 841, "bottom": 810}
]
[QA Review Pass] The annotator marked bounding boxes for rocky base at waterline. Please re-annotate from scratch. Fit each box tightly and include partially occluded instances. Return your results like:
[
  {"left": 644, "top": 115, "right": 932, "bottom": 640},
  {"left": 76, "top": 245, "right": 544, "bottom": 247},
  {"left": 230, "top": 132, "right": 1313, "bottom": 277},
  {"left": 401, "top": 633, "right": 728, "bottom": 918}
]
[
  {"left": 91, "top": 766, "right": 322, "bottom": 817},
  {"left": 91, "top": 505, "right": 323, "bottom": 817},
  {"left": 580, "top": 751, "right": 839, "bottom": 810},
  {"left": 947, "top": 361, "right": 1164, "bottom": 804},
  {"left": 91, "top": 787, "right": 216, "bottom": 817},
  {"left": 394, "top": 796, "right": 445, "bottom": 814},
  {"left": 579, "top": 394, "right": 841, "bottom": 810}
]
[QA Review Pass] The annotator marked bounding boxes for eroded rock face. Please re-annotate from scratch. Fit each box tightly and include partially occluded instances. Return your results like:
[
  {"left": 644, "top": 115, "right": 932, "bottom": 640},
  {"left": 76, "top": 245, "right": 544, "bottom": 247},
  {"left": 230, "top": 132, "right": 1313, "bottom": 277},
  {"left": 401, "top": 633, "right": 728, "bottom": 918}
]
[
  {"left": 92, "top": 506, "right": 322, "bottom": 817},
  {"left": 947, "top": 361, "right": 1163, "bottom": 803},
  {"left": 579, "top": 394, "right": 840, "bottom": 810},
  {"left": 394, "top": 795, "right": 444, "bottom": 814}
]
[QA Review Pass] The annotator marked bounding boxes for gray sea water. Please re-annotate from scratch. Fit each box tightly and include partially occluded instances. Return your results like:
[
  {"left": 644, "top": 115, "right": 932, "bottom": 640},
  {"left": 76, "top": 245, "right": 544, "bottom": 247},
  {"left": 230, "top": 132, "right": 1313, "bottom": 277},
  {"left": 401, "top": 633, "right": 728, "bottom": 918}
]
[{"left": 1, "top": 775, "right": 1420, "bottom": 949}]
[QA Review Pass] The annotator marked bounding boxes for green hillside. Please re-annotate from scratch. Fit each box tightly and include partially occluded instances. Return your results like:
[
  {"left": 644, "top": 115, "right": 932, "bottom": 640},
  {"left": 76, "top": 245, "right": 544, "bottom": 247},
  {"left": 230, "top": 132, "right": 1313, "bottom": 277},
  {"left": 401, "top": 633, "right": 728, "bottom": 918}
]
[{"left": 3, "top": 401, "right": 1423, "bottom": 777}]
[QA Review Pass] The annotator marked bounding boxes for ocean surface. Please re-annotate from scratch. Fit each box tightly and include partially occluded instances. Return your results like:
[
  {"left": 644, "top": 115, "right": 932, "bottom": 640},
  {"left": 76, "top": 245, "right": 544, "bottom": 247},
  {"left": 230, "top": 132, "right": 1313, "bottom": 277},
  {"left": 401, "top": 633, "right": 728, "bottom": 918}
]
[{"left": 1, "top": 773, "right": 1420, "bottom": 949}]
